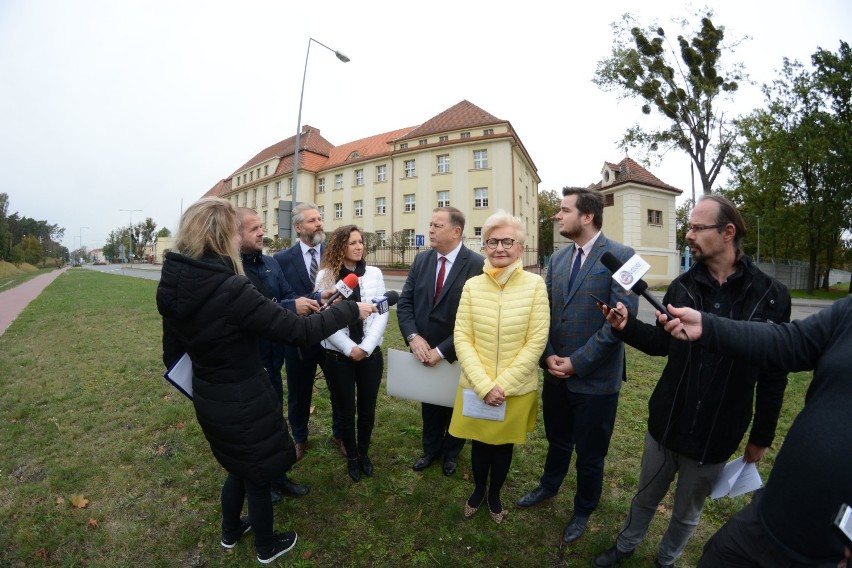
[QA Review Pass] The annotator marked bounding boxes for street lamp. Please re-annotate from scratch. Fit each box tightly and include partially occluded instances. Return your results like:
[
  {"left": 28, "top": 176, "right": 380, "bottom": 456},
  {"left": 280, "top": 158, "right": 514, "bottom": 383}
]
[
  {"left": 78, "top": 226, "right": 88, "bottom": 264},
  {"left": 756, "top": 215, "right": 761, "bottom": 264},
  {"left": 120, "top": 208, "right": 142, "bottom": 265},
  {"left": 290, "top": 38, "right": 350, "bottom": 239}
]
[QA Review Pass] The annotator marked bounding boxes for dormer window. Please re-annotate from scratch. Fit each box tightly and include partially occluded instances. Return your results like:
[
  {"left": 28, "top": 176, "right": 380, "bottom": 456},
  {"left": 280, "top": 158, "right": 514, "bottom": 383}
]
[{"left": 349, "top": 151, "right": 360, "bottom": 160}]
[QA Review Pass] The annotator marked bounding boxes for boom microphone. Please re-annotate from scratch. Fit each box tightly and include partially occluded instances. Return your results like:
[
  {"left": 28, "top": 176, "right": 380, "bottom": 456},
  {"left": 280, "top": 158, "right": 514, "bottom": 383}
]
[
  {"left": 371, "top": 290, "right": 400, "bottom": 315},
  {"left": 320, "top": 273, "right": 360, "bottom": 310},
  {"left": 600, "top": 251, "right": 671, "bottom": 319}
]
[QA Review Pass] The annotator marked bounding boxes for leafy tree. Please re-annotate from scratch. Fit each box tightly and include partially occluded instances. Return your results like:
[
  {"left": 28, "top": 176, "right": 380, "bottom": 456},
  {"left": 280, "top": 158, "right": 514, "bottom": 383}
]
[
  {"left": 595, "top": 10, "right": 744, "bottom": 194},
  {"left": 537, "top": 189, "right": 561, "bottom": 258},
  {"left": 388, "top": 231, "right": 409, "bottom": 266},
  {"left": 156, "top": 227, "right": 171, "bottom": 238},
  {"left": 361, "top": 231, "right": 380, "bottom": 261},
  {"left": 132, "top": 217, "right": 157, "bottom": 261}
]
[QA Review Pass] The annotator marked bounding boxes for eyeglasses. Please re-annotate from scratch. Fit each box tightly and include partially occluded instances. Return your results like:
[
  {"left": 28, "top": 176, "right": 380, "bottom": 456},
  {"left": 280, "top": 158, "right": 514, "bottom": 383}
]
[
  {"left": 685, "top": 223, "right": 726, "bottom": 233},
  {"left": 485, "top": 238, "right": 517, "bottom": 249}
]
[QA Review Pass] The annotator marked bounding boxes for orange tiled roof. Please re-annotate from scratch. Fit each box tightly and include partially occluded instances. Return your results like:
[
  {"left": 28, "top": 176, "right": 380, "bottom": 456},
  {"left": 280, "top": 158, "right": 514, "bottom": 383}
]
[
  {"left": 399, "top": 100, "right": 503, "bottom": 140},
  {"left": 591, "top": 157, "right": 682, "bottom": 194}
]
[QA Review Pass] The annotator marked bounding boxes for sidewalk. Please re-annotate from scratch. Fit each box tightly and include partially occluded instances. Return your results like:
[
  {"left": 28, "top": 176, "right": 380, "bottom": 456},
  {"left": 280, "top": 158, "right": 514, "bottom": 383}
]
[{"left": 0, "top": 268, "right": 68, "bottom": 337}]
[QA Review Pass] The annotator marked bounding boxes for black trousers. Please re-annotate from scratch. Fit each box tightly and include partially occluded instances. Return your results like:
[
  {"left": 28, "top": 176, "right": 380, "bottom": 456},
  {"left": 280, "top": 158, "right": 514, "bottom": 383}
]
[
  {"left": 322, "top": 349, "right": 383, "bottom": 458},
  {"left": 421, "top": 401, "right": 465, "bottom": 460},
  {"left": 221, "top": 472, "right": 273, "bottom": 550},
  {"left": 540, "top": 379, "right": 619, "bottom": 516}
]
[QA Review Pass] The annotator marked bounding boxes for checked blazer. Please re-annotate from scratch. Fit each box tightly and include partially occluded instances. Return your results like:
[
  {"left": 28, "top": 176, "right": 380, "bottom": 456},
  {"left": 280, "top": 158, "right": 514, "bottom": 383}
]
[{"left": 542, "top": 234, "right": 638, "bottom": 395}]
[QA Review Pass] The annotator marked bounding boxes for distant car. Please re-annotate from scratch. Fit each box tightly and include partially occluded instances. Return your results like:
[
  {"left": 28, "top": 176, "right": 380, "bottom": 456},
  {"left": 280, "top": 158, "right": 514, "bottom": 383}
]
[{"left": 93, "top": 261, "right": 108, "bottom": 266}]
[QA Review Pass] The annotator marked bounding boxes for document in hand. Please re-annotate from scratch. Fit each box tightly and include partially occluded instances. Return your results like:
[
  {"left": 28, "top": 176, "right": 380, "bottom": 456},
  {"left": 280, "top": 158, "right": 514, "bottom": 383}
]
[
  {"left": 163, "top": 352, "right": 193, "bottom": 400},
  {"left": 710, "top": 456, "right": 763, "bottom": 499},
  {"left": 461, "top": 389, "right": 506, "bottom": 421},
  {"left": 386, "top": 348, "right": 460, "bottom": 407}
]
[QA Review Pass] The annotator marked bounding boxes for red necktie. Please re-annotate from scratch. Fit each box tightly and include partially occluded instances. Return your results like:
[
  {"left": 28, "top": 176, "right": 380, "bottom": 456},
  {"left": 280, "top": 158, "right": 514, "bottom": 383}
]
[{"left": 433, "top": 256, "right": 447, "bottom": 305}]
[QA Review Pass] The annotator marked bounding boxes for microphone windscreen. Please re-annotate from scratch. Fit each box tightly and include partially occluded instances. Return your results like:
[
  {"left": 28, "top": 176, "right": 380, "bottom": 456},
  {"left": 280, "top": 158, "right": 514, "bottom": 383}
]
[
  {"left": 600, "top": 251, "right": 622, "bottom": 273},
  {"left": 384, "top": 290, "right": 400, "bottom": 307},
  {"left": 342, "top": 273, "right": 359, "bottom": 289}
]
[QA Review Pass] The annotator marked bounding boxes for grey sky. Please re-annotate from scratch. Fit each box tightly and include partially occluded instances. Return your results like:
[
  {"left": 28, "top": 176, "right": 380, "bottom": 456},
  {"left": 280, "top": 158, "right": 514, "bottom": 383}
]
[{"left": 1, "top": 0, "right": 849, "bottom": 251}]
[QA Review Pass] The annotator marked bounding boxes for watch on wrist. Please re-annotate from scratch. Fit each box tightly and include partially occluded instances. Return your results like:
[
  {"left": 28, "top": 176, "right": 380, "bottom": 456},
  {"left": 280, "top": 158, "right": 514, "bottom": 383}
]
[{"left": 406, "top": 333, "right": 418, "bottom": 342}]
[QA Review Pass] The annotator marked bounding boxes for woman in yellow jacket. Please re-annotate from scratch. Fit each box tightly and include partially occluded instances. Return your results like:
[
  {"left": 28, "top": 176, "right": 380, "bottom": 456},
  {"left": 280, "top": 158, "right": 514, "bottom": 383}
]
[{"left": 449, "top": 210, "right": 550, "bottom": 524}]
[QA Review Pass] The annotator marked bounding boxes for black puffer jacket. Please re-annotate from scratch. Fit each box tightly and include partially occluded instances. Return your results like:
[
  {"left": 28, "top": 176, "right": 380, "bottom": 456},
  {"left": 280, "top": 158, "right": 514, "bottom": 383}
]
[
  {"left": 156, "top": 252, "right": 359, "bottom": 483},
  {"left": 616, "top": 255, "right": 790, "bottom": 464}
]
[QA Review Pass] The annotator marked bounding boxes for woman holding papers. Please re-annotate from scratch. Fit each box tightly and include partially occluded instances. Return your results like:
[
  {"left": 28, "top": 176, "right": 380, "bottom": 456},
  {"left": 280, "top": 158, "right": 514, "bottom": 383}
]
[
  {"left": 315, "top": 225, "right": 389, "bottom": 482},
  {"left": 449, "top": 210, "right": 550, "bottom": 523},
  {"left": 156, "top": 198, "right": 373, "bottom": 563}
]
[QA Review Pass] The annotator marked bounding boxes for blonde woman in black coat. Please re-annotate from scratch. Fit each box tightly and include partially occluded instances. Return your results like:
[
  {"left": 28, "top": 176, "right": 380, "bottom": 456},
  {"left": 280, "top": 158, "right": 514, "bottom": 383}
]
[{"left": 157, "top": 198, "right": 375, "bottom": 564}]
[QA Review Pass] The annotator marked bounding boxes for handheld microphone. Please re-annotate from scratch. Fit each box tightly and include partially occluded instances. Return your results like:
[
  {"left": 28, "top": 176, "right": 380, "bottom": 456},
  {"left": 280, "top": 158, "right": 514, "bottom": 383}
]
[
  {"left": 600, "top": 251, "right": 671, "bottom": 319},
  {"left": 320, "top": 273, "right": 360, "bottom": 310},
  {"left": 371, "top": 290, "right": 400, "bottom": 315}
]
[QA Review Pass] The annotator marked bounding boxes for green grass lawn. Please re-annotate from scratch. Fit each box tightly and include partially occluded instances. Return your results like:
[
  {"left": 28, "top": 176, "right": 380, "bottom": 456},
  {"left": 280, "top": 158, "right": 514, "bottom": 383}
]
[{"left": 0, "top": 270, "right": 812, "bottom": 567}]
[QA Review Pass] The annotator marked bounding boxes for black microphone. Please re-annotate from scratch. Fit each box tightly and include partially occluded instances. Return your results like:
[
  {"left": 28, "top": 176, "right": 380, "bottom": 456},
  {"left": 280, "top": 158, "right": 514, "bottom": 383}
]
[
  {"left": 320, "top": 273, "right": 360, "bottom": 311},
  {"left": 371, "top": 290, "right": 400, "bottom": 315},
  {"left": 600, "top": 252, "right": 670, "bottom": 319}
]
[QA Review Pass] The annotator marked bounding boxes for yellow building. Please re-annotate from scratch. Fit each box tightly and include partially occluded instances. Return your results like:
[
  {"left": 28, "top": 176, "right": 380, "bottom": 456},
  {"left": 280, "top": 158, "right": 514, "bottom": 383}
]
[
  {"left": 203, "top": 100, "right": 540, "bottom": 263},
  {"left": 554, "top": 157, "right": 683, "bottom": 286}
]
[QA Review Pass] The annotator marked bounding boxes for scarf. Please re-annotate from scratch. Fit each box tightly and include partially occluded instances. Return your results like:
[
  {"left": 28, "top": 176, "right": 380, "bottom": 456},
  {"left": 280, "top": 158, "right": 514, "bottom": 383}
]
[
  {"left": 484, "top": 257, "right": 523, "bottom": 287},
  {"left": 337, "top": 259, "right": 366, "bottom": 344}
]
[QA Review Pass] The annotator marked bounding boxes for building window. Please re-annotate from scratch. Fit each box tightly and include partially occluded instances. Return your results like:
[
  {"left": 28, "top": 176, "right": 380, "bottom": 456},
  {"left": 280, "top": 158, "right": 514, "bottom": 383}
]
[
  {"left": 404, "top": 228, "right": 415, "bottom": 246},
  {"left": 404, "top": 194, "right": 416, "bottom": 212},
  {"left": 264, "top": 164, "right": 269, "bottom": 175},
  {"left": 439, "top": 135, "right": 448, "bottom": 142},
  {"left": 419, "top": 139, "right": 427, "bottom": 146},
  {"left": 483, "top": 128, "right": 494, "bottom": 135},
  {"left": 251, "top": 188, "right": 257, "bottom": 207},
  {"left": 474, "top": 227, "right": 482, "bottom": 237},
  {"left": 376, "top": 230, "right": 386, "bottom": 245},
  {"left": 437, "top": 191, "right": 450, "bottom": 208},
  {"left": 249, "top": 171, "right": 254, "bottom": 181},
  {"left": 437, "top": 154, "right": 450, "bottom": 174},
  {"left": 375, "top": 197, "right": 386, "bottom": 215},
  {"left": 460, "top": 132, "right": 470, "bottom": 139},
  {"left": 647, "top": 209, "right": 663, "bottom": 225},
  {"left": 354, "top": 200, "right": 363, "bottom": 217},
  {"left": 604, "top": 194, "right": 614, "bottom": 207},
  {"left": 404, "top": 159, "right": 415, "bottom": 178},
  {"left": 275, "top": 181, "right": 281, "bottom": 197},
  {"left": 288, "top": 178, "right": 293, "bottom": 196},
  {"left": 355, "top": 169, "right": 363, "bottom": 186},
  {"left": 334, "top": 202, "right": 343, "bottom": 219},
  {"left": 317, "top": 178, "right": 325, "bottom": 193},
  {"left": 263, "top": 185, "right": 269, "bottom": 206},
  {"left": 399, "top": 142, "right": 408, "bottom": 150},
  {"left": 474, "top": 187, "right": 489, "bottom": 208},
  {"left": 256, "top": 168, "right": 260, "bottom": 178},
  {"left": 335, "top": 174, "right": 343, "bottom": 190},
  {"left": 317, "top": 205, "right": 324, "bottom": 219},
  {"left": 473, "top": 149, "right": 488, "bottom": 169},
  {"left": 234, "top": 177, "right": 239, "bottom": 187},
  {"left": 376, "top": 164, "right": 387, "bottom": 182}
]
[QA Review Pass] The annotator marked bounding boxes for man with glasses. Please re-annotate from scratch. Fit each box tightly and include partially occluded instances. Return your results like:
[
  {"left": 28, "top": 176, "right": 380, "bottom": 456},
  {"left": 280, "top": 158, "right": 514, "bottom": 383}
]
[
  {"left": 516, "top": 187, "right": 638, "bottom": 546},
  {"left": 398, "top": 206, "right": 484, "bottom": 476},
  {"left": 592, "top": 195, "right": 790, "bottom": 568}
]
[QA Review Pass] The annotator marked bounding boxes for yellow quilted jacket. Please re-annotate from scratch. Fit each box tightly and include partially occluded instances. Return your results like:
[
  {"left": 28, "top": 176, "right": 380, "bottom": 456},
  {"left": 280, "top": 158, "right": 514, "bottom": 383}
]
[{"left": 454, "top": 260, "right": 550, "bottom": 399}]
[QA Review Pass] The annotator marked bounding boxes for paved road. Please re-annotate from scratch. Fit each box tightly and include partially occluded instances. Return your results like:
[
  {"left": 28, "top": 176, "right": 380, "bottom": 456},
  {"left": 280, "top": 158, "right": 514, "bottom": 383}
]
[{"left": 84, "top": 264, "right": 833, "bottom": 323}]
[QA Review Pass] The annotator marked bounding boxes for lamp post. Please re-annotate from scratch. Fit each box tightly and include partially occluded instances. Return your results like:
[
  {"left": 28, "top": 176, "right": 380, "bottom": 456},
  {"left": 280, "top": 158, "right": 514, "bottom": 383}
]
[
  {"left": 120, "top": 208, "right": 142, "bottom": 265},
  {"left": 756, "top": 215, "right": 761, "bottom": 264},
  {"left": 78, "top": 226, "right": 88, "bottom": 264},
  {"left": 290, "top": 38, "right": 350, "bottom": 239}
]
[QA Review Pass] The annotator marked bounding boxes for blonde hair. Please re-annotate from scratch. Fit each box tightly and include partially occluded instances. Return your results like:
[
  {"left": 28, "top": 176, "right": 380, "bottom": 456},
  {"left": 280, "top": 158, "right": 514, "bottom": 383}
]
[
  {"left": 481, "top": 210, "right": 526, "bottom": 245},
  {"left": 175, "top": 197, "right": 244, "bottom": 275}
]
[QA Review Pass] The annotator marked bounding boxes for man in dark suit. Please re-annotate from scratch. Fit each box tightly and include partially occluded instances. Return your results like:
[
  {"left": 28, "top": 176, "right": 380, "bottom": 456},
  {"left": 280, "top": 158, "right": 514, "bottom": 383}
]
[
  {"left": 273, "top": 202, "right": 343, "bottom": 460},
  {"left": 397, "top": 207, "right": 484, "bottom": 476},
  {"left": 515, "top": 187, "right": 638, "bottom": 545}
]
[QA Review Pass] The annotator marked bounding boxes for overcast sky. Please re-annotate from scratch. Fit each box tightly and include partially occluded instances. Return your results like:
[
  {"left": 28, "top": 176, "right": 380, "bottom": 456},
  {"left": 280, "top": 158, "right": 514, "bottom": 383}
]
[{"left": 1, "top": 0, "right": 849, "bottom": 251}]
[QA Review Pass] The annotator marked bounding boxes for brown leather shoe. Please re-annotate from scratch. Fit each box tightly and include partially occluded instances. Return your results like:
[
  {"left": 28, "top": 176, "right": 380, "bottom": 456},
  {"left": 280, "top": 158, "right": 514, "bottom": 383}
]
[
  {"left": 294, "top": 442, "right": 306, "bottom": 461},
  {"left": 334, "top": 437, "right": 347, "bottom": 458}
]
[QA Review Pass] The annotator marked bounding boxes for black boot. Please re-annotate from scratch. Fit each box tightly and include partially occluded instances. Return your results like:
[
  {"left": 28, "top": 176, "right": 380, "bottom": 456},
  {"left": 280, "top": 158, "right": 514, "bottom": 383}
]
[
  {"left": 347, "top": 458, "right": 361, "bottom": 482},
  {"left": 360, "top": 454, "right": 373, "bottom": 477}
]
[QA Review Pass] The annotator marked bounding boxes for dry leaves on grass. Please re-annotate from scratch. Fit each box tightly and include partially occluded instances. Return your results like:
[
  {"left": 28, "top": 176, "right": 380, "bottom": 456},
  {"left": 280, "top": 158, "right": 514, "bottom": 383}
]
[
  {"left": 87, "top": 518, "right": 98, "bottom": 528},
  {"left": 70, "top": 494, "right": 89, "bottom": 508}
]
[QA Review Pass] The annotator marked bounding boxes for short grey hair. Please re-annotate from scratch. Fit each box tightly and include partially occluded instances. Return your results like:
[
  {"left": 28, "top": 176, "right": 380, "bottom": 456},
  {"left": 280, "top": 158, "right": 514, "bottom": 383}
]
[{"left": 481, "top": 209, "right": 525, "bottom": 246}]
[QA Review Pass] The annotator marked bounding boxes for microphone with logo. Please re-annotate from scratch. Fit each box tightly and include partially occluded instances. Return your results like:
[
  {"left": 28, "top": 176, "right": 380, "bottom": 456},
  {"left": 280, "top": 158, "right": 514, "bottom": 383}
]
[
  {"left": 320, "top": 273, "right": 360, "bottom": 311},
  {"left": 600, "top": 251, "right": 670, "bottom": 320},
  {"left": 371, "top": 290, "right": 400, "bottom": 315}
]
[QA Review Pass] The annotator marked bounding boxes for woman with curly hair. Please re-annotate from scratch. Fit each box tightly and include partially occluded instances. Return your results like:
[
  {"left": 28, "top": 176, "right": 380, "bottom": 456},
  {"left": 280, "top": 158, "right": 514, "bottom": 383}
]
[{"left": 315, "top": 225, "right": 390, "bottom": 482}]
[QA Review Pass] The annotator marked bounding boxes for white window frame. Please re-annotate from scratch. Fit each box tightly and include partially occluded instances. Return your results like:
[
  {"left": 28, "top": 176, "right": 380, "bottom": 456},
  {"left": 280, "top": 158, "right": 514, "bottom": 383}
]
[
  {"left": 473, "top": 149, "right": 488, "bottom": 169},
  {"left": 354, "top": 199, "right": 363, "bottom": 217},
  {"left": 375, "top": 197, "right": 386, "bottom": 215},
  {"left": 647, "top": 209, "right": 663, "bottom": 226},
  {"left": 355, "top": 169, "right": 364, "bottom": 186},
  {"left": 404, "top": 194, "right": 416, "bottom": 213},
  {"left": 437, "top": 191, "right": 450, "bottom": 208},
  {"left": 437, "top": 154, "right": 450, "bottom": 174},
  {"left": 376, "top": 164, "right": 387, "bottom": 182},
  {"left": 334, "top": 173, "right": 343, "bottom": 190},
  {"left": 317, "top": 178, "right": 325, "bottom": 193},
  {"left": 404, "top": 228, "right": 415, "bottom": 246},
  {"left": 404, "top": 159, "right": 416, "bottom": 178},
  {"left": 334, "top": 202, "right": 343, "bottom": 219},
  {"left": 474, "top": 187, "right": 489, "bottom": 208}
]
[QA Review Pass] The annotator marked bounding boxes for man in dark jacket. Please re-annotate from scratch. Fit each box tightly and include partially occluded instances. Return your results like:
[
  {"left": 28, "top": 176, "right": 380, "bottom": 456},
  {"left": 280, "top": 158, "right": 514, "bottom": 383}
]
[
  {"left": 238, "top": 208, "right": 315, "bottom": 499},
  {"left": 593, "top": 195, "right": 791, "bottom": 568}
]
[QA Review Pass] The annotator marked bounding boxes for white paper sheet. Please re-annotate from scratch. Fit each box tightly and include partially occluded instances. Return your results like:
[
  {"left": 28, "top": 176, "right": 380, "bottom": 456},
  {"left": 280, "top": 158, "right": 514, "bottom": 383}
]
[
  {"left": 163, "top": 352, "right": 193, "bottom": 400},
  {"left": 710, "top": 456, "right": 762, "bottom": 499},
  {"left": 386, "top": 348, "right": 460, "bottom": 408},
  {"left": 461, "top": 388, "right": 506, "bottom": 421}
]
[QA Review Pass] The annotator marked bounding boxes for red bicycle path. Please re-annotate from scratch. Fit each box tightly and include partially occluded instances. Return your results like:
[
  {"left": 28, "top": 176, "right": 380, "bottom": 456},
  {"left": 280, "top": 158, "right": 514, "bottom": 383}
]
[{"left": 0, "top": 268, "right": 68, "bottom": 337}]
